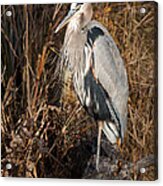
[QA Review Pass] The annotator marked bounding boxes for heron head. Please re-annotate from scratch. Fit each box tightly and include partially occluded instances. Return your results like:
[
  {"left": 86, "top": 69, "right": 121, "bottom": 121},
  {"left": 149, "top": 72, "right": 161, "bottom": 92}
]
[{"left": 55, "top": 3, "right": 93, "bottom": 33}]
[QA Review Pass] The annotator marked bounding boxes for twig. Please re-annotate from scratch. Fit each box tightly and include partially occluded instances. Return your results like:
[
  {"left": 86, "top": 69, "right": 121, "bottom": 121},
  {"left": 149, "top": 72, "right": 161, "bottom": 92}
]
[
  {"left": 1, "top": 27, "right": 19, "bottom": 59},
  {"left": 24, "top": 5, "right": 32, "bottom": 117}
]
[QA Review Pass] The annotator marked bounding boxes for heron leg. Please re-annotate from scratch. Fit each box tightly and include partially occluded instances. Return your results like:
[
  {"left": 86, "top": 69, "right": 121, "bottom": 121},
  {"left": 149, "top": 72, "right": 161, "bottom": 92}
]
[{"left": 96, "top": 122, "right": 103, "bottom": 172}]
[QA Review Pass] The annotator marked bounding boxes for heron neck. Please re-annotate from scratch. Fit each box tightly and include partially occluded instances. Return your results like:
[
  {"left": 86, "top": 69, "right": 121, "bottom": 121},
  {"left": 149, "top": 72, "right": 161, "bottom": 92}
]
[{"left": 63, "top": 27, "right": 86, "bottom": 73}]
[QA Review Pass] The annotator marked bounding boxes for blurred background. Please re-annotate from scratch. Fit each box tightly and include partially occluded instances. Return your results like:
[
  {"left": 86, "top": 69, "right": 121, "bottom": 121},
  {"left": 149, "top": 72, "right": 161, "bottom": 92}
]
[{"left": 1, "top": 2, "right": 157, "bottom": 180}]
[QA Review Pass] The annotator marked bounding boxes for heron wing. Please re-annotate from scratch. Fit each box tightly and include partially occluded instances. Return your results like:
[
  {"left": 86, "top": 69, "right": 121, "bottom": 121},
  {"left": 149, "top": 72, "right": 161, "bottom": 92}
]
[{"left": 87, "top": 21, "right": 129, "bottom": 138}]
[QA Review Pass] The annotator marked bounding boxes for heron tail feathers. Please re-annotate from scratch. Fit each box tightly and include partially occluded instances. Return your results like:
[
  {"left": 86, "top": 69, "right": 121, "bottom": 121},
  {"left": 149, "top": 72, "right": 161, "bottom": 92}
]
[{"left": 102, "top": 121, "right": 121, "bottom": 145}]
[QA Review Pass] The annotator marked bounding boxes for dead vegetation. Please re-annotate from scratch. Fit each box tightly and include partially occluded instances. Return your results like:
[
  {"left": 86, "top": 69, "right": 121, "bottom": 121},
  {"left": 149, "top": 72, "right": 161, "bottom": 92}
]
[{"left": 1, "top": 2, "right": 158, "bottom": 180}]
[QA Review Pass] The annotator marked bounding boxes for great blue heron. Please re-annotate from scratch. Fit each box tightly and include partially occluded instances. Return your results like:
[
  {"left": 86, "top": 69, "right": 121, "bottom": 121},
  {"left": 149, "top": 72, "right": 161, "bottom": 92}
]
[{"left": 55, "top": 3, "right": 129, "bottom": 171}]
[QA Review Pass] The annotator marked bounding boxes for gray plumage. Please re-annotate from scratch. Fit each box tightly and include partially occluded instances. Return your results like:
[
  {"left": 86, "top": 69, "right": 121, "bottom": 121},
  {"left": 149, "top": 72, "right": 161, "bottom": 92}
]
[{"left": 55, "top": 3, "right": 129, "bottom": 171}]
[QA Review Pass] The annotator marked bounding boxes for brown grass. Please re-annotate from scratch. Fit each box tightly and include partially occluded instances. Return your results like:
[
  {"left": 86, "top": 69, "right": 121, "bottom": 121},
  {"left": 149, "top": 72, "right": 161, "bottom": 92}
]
[{"left": 1, "top": 2, "right": 158, "bottom": 180}]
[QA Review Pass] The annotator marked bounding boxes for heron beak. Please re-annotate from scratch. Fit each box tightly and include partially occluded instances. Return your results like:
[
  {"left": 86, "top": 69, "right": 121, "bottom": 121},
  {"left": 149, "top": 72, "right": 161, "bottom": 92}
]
[{"left": 55, "top": 10, "right": 75, "bottom": 33}]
